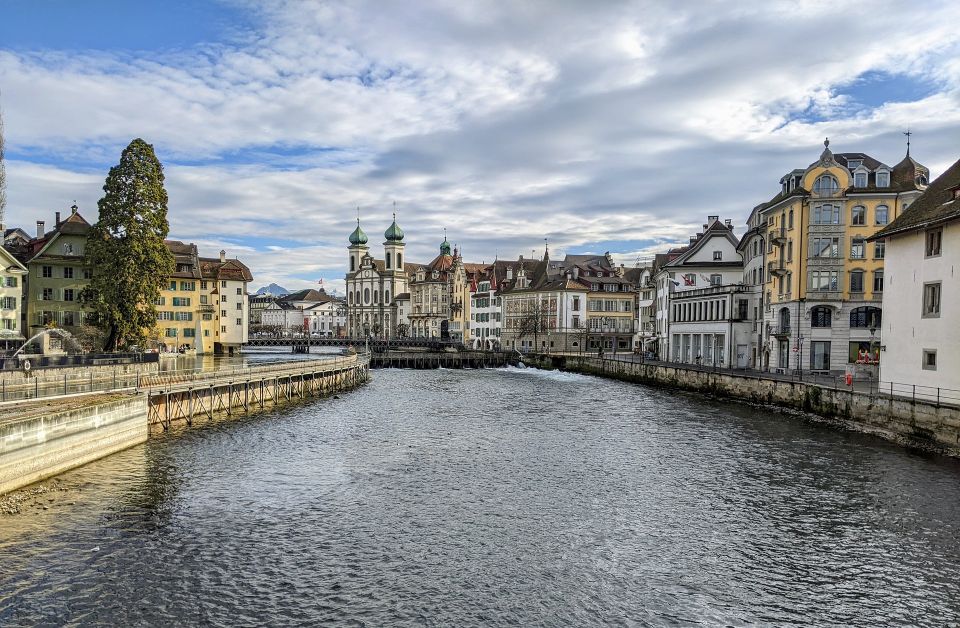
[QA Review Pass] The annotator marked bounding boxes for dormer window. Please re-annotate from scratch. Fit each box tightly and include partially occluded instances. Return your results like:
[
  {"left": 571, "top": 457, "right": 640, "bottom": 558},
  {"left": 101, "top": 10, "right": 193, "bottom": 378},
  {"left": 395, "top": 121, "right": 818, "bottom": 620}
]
[
  {"left": 854, "top": 171, "right": 867, "bottom": 188},
  {"left": 813, "top": 175, "right": 839, "bottom": 197},
  {"left": 876, "top": 170, "right": 889, "bottom": 187},
  {"left": 713, "top": 251, "right": 722, "bottom": 261},
  {"left": 847, "top": 159, "right": 863, "bottom": 169}
]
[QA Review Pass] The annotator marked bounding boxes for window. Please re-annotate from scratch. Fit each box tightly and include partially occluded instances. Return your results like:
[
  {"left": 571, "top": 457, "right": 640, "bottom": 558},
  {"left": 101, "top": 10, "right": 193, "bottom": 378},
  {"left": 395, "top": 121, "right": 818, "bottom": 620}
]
[
  {"left": 221, "top": 281, "right": 227, "bottom": 288},
  {"left": 183, "top": 328, "right": 195, "bottom": 338},
  {"left": 42, "top": 288, "right": 53, "bottom": 300},
  {"left": 236, "top": 287, "right": 242, "bottom": 296},
  {"left": 236, "top": 318, "right": 242, "bottom": 326},
  {"left": 63, "top": 289, "right": 74, "bottom": 302},
  {"left": 221, "top": 326, "right": 227, "bottom": 333},
  {"left": 854, "top": 171, "right": 867, "bottom": 188},
  {"left": 221, "top": 309, "right": 227, "bottom": 317},
  {"left": 572, "top": 297, "right": 580, "bottom": 310},
  {"left": 810, "top": 237, "right": 839, "bottom": 258},
  {"left": 180, "top": 281, "right": 195, "bottom": 291},
  {"left": 850, "top": 306, "right": 881, "bottom": 328},
  {"left": 873, "top": 270, "right": 884, "bottom": 293},
  {"left": 62, "top": 243, "right": 74, "bottom": 255},
  {"left": 850, "top": 269, "right": 865, "bottom": 292},
  {"left": 812, "top": 204, "right": 840, "bottom": 224},
  {"left": 710, "top": 274, "right": 722, "bottom": 286},
  {"left": 788, "top": 209, "right": 794, "bottom": 229},
  {"left": 169, "top": 280, "right": 177, "bottom": 291},
  {"left": 386, "top": 252, "right": 392, "bottom": 269},
  {"left": 236, "top": 303, "right": 242, "bottom": 310},
  {"left": 63, "top": 267, "right": 74, "bottom": 279},
  {"left": 200, "top": 295, "right": 208, "bottom": 305},
  {"left": 713, "top": 251, "right": 722, "bottom": 261},
  {"left": 172, "top": 297, "right": 191, "bottom": 307},
  {"left": 875, "top": 205, "right": 888, "bottom": 225},
  {"left": 811, "top": 306, "right": 832, "bottom": 328},
  {"left": 42, "top": 266, "right": 52, "bottom": 278},
  {"left": 683, "top": 274, "right": 696, "bottom": 287},
  {"left": 874, "top": 241, "right": 885, "bottom": 259},
  {"left": 851, "top": 206, "right": 866, "bottom": 225},
  {"left": 1, "top": 296, "right": 16, "bottom": 310},
  {"left": 201, "top": 281, "right": 208, "bottom": 290},
  {"left": 926, "top": 229, "right": 942, "bottom": 257},
  {"left": 810, "top": 341, "right": 831, "bottom": 370},
  {"left": 813, "top": 175, "right": 839, "bottom": 196},
  {"left": 851, "top": 237, "right": 865, "bottom": 259},
  {"left": 923, "top": 349, "right": 937, "bottom": 371},
  {"left": 809, "top": 270, "right": 839, "bottom": 292},
  {"left": 5, "top": 277, "right": 16, "bottom": 288},
  {"left": 877, "top": 171, "right": 889, "bottom": 187},
  {"left": 83, "top": 268, "right": 93, "bottom": 280},
  {"left": 848, "top": 341, "right": 874, "bottom": 364},
  {"left": 923, "top": 282, "right": 941, "bottom": 317}
]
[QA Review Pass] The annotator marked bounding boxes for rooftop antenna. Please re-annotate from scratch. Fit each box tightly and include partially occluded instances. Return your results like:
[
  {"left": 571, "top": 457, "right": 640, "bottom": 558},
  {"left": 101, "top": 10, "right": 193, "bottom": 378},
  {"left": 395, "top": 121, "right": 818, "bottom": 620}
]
[{"left": 903, "top": 128, "right": 912, "bottom": 157}]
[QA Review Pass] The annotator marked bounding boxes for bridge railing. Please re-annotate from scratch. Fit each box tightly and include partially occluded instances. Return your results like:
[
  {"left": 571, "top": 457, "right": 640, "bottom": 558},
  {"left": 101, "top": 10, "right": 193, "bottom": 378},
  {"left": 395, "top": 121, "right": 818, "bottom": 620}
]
[{"left": 138, "top": 354, "right": 366, "bottom": 392}]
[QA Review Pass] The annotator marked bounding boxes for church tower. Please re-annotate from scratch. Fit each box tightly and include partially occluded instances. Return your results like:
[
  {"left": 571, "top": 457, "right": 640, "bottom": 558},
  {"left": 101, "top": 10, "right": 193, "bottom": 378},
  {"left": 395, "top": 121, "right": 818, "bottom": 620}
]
[{"left": 348, "top": 217, "right": 369, "bottom": 273}]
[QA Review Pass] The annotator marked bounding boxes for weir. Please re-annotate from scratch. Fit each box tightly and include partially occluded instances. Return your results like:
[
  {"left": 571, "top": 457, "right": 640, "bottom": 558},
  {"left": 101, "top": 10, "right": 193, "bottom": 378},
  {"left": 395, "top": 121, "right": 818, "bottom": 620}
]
[
  {"left": 0, "top": 354, "right": 370, "bottom": 494},
  {"left": 140, "top": 354, "right": 370, "bottom": 430}
]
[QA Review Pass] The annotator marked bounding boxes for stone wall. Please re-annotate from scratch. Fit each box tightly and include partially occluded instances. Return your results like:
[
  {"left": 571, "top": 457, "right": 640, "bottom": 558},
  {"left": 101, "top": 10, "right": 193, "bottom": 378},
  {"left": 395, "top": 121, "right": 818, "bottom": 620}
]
[
  {"left": 0, "top": 395, "right": 148, "bottom": 495},
  {"left": 531, "top": 355, "right": 960, "bottom": 457},
  {"left": 0, "top": 361, "right": 162, "bottom": 385}
]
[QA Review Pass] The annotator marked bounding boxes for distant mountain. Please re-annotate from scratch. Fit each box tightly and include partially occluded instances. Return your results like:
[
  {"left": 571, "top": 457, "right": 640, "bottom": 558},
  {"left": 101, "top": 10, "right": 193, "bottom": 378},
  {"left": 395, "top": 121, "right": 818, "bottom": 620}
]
[{"left": 255, "top": 283, "right": 291, "bottom": 296}]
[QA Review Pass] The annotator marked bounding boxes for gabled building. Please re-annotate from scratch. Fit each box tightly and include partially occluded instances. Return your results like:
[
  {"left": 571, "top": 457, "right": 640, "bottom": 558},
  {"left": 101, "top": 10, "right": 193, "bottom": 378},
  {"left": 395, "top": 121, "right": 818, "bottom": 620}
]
[
  {"left": 22, "top": 205, "right": 93, "bottom": 337},
  {"left": 655, "top": 216, "right": 753, "bottom": 367},
  {"left": 200, "top": 252, "right": 252, "bottom": 354},
  {"left": 0, "top": 245, "right": 28, "bottom": 349},
  {"left": 757, "top": 139, "right": 928, "bottom": 374},
  {"left": 408, "top": 236, "right": 463, "bottom": 340},
  {"left": 869, "top": 156, "right": 960, "bottom": 395}
]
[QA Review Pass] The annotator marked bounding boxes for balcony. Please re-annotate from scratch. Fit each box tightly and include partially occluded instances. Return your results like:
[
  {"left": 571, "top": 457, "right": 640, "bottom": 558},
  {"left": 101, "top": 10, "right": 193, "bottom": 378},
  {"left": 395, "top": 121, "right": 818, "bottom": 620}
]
[
  {"left": 771, "top": 326, "right": 791, "bottom": 338},
  {"left": 770, "top": 227, "right": 786, "bottom": 245},
  {"left": 768, "top": 262, "right": 788, "bottom": 277},
  {"left": 811, "top": 186, "right": 842, "bottom": 199}
]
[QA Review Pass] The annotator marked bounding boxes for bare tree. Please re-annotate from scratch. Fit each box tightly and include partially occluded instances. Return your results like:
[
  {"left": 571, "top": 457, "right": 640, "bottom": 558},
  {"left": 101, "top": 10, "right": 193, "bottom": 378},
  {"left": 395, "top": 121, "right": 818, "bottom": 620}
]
[{"left": 516, "top": 299, "right": 552, "bottom": 353}]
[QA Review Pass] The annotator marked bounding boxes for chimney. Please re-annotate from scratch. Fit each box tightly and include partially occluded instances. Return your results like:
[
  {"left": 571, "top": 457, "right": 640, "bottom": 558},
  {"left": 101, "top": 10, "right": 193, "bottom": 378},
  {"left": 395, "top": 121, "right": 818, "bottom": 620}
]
[
  {"left": 55, "top": 211, "right": 61, "bottom": 225},
  {"left": 37, "top": 221, "right": 45, "bottom": 238},
  {"left": 689, "top": 236, "right": 696, "bottom": 244},
  {"left": 573, "top": 267, "right": 579, "bottom": 279},
  {"left": 219, "top": 249, "right": 226, "bottom": 262},
  {"left": 724, "top": 219, "right": 732, "bottom": 228},
  {"left": 708, "top": 215, "right": 719, "bottom": 225}
]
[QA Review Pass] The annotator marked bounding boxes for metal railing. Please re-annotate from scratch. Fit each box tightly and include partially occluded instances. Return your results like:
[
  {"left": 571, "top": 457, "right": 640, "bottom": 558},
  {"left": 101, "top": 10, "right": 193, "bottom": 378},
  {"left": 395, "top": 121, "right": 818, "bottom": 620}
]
[{"left": 138, "top": 355, "right": 364, "bottom": 392}]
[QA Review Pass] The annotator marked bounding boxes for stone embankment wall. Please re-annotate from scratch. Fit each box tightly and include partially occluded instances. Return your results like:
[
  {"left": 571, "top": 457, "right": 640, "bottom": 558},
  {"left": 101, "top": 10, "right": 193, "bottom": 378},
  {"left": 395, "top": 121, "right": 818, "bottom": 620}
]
[
  {"left": 0, "top": 395, "right": 148, "bottom": 495},
  {"left": 531, "top": 355, "right": 960, "bottom": 457},
  {"left": 0, "top": 361, "right": 161, "bottom": 385}
]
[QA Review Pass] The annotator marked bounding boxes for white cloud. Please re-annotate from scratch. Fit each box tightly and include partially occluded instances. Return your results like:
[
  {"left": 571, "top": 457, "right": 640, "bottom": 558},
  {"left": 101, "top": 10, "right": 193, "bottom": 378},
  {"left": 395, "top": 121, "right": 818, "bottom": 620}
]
[{"left": 3, "top": 0, "right": 960, "bottom": 289}]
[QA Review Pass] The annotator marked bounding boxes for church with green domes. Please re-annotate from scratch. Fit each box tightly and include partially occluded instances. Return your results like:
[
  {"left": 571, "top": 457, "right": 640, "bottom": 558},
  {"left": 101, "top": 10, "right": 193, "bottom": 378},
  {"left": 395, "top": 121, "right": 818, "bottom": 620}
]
[{"left": 344, "top": 214, "right": 411, "bottom": 338}]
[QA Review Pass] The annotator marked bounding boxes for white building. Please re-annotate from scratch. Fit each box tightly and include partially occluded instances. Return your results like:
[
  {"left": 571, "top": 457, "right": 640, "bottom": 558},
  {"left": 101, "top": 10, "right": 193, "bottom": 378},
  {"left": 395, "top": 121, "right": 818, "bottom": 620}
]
[
  {"left": 262, "top": 289, "right": 337, "bottom": 334},
  {"left": 303, "top": 298, "right": 346, "bottom": 337},
  {"left": 736, "top": 205, "right": 767, "bottom": 369},
  {"left": 200, "top": 251, "right": 251, "bottom": 354},
  {"left": 655, "top": 216, "right": 753, "bottom": 367},
  {"left": 634, "top": 266, "right": 655, "bottom": 353},
  {"left": 870, "top": 157, "right": 960, "bottom": 397},
  {"left": 469, "top": 270, "right": 502, "bottom": 350},
  {"left": 0, "top": 245, "right": 28, "bottom": 350},
  {"left": 345, "top": 216, "right": 409, "bottom": 338}
]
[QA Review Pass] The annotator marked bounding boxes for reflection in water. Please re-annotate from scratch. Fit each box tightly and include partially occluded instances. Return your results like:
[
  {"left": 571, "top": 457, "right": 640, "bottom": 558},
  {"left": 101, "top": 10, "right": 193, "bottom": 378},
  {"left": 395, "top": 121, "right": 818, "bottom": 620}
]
[{"left": 2, "top": 367, "right": 960, "bottom": 626}]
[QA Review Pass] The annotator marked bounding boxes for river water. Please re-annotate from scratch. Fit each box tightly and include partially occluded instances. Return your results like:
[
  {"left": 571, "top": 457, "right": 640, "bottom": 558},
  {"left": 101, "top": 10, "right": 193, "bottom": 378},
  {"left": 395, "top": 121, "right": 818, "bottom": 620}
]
[{"left": 2, "top": 367, "right": 960, "bottom": 626}]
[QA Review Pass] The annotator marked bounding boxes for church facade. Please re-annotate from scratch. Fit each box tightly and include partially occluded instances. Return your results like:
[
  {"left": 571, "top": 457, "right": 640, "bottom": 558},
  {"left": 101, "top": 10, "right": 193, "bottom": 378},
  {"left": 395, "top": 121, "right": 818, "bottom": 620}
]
[{"left": 344, "top": 216, "right": 409, "bottom": 338}]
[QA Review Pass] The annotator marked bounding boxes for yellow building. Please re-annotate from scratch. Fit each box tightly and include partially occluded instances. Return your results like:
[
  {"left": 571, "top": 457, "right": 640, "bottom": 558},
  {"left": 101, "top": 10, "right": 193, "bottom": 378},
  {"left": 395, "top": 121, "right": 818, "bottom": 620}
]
[
  {"left": 758, "top": 139, "right": 928, "bottom": 373},
  {"left": 156, "top": 241, "right": 251, "bottom": 354}
]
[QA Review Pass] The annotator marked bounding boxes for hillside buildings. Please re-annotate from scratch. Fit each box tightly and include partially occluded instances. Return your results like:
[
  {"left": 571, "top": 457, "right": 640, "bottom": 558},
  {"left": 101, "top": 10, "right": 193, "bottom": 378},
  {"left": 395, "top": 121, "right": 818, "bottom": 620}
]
[{"left": 870, "top": 157, "right": 960, "bottom": 394}]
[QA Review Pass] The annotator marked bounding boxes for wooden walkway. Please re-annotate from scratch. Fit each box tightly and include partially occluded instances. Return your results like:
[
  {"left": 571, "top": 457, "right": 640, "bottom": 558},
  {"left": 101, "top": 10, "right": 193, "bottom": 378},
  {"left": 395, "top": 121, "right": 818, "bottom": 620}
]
[{"left": 142, "top": 355, "right": 369, "bottom": 430}]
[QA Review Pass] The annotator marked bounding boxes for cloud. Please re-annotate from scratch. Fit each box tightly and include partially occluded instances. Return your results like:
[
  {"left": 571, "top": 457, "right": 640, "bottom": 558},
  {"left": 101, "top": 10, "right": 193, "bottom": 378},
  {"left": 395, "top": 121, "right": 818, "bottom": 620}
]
[{"left": 2, "top": 0, "right": 960, "bottom": 290}]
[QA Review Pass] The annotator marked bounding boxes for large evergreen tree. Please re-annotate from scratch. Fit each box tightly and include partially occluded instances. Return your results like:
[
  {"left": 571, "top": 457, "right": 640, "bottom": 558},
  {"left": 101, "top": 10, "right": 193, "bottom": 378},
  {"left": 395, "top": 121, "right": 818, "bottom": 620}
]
[{"left": 83, "top": 138, "right": 174, "bottom": 350}]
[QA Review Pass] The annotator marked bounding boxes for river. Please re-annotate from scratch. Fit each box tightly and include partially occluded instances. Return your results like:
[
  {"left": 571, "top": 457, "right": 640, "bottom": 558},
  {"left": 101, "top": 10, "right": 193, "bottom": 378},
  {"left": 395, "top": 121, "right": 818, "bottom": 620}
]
[{"left": 2, "top": 367, "right": 960, "bottom": 626}]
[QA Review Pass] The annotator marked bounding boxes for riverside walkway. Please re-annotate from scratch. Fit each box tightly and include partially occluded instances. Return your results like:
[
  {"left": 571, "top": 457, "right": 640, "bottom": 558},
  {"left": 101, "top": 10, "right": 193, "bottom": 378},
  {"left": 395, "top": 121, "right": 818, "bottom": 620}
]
[{"left": 140, "top": 354, "right": 369, "bottom": 430}]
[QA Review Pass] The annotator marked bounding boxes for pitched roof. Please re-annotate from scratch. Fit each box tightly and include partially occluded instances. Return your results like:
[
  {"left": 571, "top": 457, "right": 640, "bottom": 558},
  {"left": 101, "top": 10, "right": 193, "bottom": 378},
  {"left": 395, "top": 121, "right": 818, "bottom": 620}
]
[
  {"left": 279, "top": 288, "right": 334, "bottom": 303},
  {"left": 200, "top": 257, "right": 253, "bottom": 282},
  {"left": 870, "top": 157, "right": 960, "bottom": 240}
]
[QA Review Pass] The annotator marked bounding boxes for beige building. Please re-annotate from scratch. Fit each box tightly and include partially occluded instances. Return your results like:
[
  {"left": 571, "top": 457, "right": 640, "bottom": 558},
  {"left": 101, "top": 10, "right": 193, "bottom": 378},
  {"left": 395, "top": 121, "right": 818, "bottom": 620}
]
[
  {"left": 345, "top": 216, "right": 410, "bottom": 338},
  {"left": 0, "top": 245, "right": 28, "bottom": 349}
]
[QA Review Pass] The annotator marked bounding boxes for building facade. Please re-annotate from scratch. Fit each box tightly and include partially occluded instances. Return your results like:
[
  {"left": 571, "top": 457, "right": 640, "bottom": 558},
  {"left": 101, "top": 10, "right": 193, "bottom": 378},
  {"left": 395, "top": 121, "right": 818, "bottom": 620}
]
[
  {"left": 757, "top": 139, "right": 927, "bottom": 374},
  {"left": 345, "top": 216, "right": 409, "bottom": 338},
  {"left": 870, "top": 157, "right": 960, "bottom": 396},
  {"left": 0, "top": 246, "right": 28, "bottom": 349}
]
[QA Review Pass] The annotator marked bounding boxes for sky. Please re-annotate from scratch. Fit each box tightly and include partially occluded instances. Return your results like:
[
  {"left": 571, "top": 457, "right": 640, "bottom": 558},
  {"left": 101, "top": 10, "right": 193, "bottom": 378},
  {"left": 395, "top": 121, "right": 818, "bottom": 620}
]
[{"left": 2, "top": 0, "right": 960, "bottom": 294}]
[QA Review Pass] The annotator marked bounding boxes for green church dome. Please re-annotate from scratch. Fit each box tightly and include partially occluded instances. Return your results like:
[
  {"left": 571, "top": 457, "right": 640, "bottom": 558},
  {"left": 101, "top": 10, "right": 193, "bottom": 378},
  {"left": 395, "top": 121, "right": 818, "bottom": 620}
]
[
  {"left": 440, "top": 235, "right": 451, "bottom": 256},
  {"left": 384, "top": 215, "right": 404, "bottom": 242},
  {"left": 349, "top": 219, "right": 368, "bottom": 245}
]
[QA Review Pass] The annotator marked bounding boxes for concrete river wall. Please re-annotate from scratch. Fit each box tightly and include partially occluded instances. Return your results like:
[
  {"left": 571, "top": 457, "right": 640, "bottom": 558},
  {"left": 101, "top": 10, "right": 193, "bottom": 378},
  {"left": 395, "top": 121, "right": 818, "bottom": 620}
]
[
  {"left": 531, "top": 355, "right": 960, "bottom": 458},
  {"left": 0, "top": 355, "right": 370, "bottom": 494},
  {"left": 0, "top": 395, "right": 148, "bottom": 495}
]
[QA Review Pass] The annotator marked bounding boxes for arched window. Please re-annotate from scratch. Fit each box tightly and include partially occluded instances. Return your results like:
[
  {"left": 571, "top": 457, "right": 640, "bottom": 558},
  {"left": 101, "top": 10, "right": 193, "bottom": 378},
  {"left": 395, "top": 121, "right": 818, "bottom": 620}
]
[
  {"left": 350, "top": 256, "right": 355, "bottom": 271},
  {"left": 851, "top": 205, "right": 866, "bottom": 226},
  {"left": 397, "top": 253, "right": 403, "bottom": 267},
  {"left": 813, "top": 175, "right": 839, "bottom": 196},
  {"left": 363, "top": 288, "right": 370, "bottom": 304},
  {"left": 348, "top": 292, "right": 353, "bottom": 305},
  {"left": 373, "top": 290, "right": 378, "bottom": 304},
  {"left": 386, "top": 252, "right": 392, "bottom": 269},
  {"left": 811, "top": 306, "right": 832, "bottom": 328},
  {"left": 385, "top": 289, "right": 390, "bottom": 304},
  {"left": 778, "top": 307, "right": 791, "bottom": 331},
  {"left": 850, "top": 307, "right": 881, "bottom": 328},
  {"left": 875, "top": 205, "right": 889, "bottom": 225},
  {"left": 788, "top": 209, "right": 794, "bottom": 229},
  {"left": 354, "top": 290, "right": 360, "bottom": 305}
]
